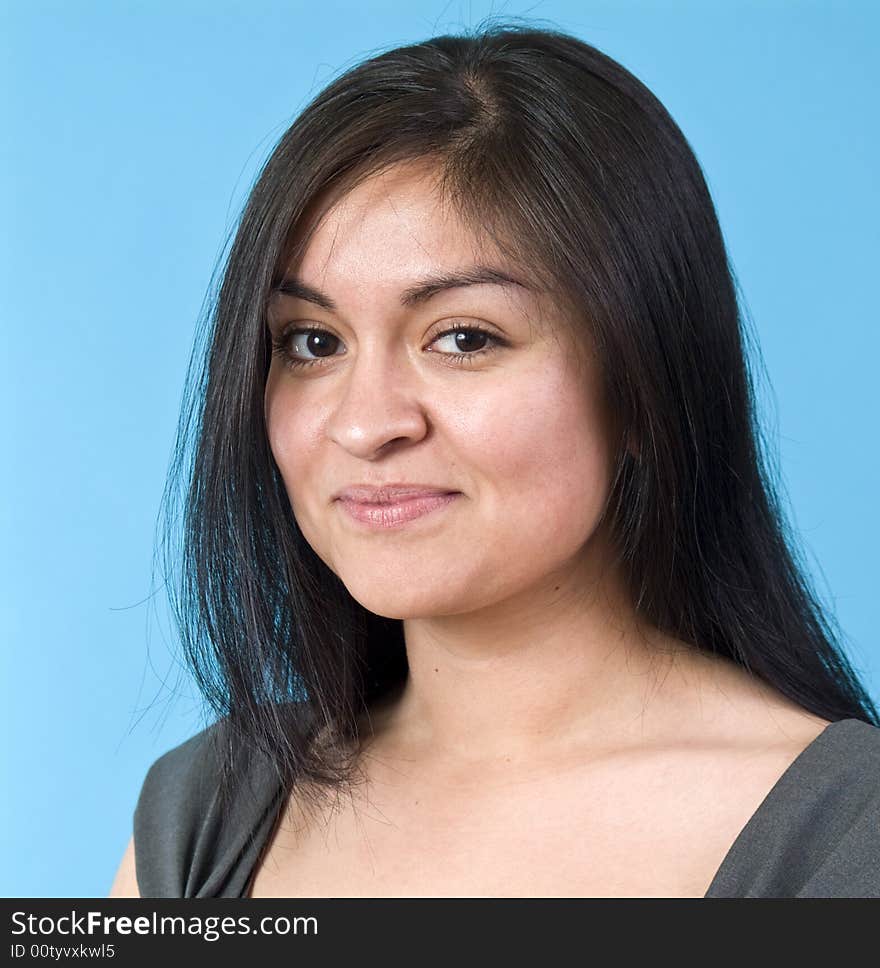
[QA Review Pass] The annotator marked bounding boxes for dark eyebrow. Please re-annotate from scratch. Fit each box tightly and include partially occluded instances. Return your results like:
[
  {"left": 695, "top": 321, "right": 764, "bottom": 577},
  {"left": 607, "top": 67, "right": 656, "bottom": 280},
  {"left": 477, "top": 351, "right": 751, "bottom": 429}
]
[{"left": 271, "top": 265, "right": 533, "bottom": 311}]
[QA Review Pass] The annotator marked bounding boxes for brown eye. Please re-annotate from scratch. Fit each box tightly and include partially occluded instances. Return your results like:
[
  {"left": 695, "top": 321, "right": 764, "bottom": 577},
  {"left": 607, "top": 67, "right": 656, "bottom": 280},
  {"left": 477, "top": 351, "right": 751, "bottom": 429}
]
[
  {"left": 428, "top": 324, "right": 508, "bottom": 366},
  {"left": 271, "top": 326, "right": 345, "bottom": 370},
  {"left": 291, "top": 329, "right": 341, "bottom": 359},
  {"left": 441, "top": 330, "right": 491, "bottom": 353}
]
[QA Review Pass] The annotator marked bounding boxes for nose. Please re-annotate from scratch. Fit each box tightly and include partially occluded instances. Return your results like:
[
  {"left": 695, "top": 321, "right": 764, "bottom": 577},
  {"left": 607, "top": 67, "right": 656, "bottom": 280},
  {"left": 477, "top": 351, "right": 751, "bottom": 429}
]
[{"left": 324, "top": 342, "right": 429, "bottom": 459}]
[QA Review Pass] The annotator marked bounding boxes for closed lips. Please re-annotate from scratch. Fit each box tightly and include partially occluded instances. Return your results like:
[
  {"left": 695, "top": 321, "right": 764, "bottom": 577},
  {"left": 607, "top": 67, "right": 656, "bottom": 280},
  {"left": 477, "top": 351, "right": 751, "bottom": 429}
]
[{"left": 336, "top": 485, "right": 458, "bottom": 504}]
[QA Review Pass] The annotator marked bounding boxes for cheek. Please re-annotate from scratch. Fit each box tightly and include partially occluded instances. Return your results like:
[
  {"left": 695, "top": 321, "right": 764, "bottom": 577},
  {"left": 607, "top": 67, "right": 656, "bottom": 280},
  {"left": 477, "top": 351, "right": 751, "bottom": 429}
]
[
  {"left": 264, "top": 377, "right": 321, "bottom": 519},
  {"left": 464, "top": 365, "right": 611, "bottom": 548}
]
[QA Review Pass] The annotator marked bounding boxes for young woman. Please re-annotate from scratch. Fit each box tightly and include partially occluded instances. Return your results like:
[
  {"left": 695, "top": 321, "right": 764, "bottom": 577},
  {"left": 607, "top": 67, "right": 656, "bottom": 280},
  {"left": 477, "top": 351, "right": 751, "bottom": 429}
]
[{"left": 110, "top": 22, "right": 880, "bottom": 899}]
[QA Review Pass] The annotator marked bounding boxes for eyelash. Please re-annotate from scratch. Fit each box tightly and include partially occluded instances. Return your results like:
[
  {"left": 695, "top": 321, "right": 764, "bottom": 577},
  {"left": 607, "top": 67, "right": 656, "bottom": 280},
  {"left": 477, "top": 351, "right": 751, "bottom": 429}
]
[{"left": 269, "top": 323, "right": 507, "bottom": 371}]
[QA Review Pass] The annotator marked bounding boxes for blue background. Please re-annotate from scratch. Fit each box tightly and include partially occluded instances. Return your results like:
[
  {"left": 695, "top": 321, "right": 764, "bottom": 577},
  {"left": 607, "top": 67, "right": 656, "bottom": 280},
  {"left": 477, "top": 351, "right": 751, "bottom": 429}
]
[{"left": 2, "top": 0, "right": 877, "bottom": 897}]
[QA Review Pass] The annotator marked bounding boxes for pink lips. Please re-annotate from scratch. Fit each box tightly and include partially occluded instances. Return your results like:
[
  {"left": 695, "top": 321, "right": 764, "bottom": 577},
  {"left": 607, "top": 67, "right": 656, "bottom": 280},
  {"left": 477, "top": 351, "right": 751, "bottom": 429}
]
[{"left": 335, "top": 487, "right": 460, "bottom": 529}]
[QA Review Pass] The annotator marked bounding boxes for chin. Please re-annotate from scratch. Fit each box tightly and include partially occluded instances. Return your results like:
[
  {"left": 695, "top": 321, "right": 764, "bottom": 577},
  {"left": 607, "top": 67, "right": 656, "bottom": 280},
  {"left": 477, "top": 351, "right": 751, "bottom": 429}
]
[
  {"left": 346, "top": 593, "right": 451, "bottom": 621},
  {"left": 342, "top": 581, "right": 482, "bottom": 621}
]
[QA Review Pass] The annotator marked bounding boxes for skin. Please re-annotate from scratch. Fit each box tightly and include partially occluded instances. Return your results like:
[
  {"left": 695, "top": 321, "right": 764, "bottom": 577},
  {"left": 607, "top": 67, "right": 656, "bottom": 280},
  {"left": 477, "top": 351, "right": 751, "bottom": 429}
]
[
  {"left": 263, "top": 157, "right": 688, "bottom": 763},
  {"left": 109, "top": 157, "right": 831, "bottom": 898}
]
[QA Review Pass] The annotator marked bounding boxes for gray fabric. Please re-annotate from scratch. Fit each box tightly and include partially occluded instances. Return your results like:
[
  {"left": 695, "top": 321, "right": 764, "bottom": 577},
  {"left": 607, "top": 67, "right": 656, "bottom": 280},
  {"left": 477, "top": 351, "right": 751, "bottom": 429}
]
[
  {"left": 704, "top": 718, "right": 880, "bottom": 897},
  {"left": 133, "top": 722, "right": 285, "bottom": 898},
  {"left": 132, "top": 717, "right": 880, "bottom": 898}
]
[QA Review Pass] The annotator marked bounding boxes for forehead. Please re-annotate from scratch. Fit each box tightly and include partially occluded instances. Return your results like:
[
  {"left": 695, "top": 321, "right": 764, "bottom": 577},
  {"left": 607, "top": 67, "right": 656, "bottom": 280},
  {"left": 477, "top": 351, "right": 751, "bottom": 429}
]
[{"left": 285, "top": 160, "right": 508, "bottom": 282}]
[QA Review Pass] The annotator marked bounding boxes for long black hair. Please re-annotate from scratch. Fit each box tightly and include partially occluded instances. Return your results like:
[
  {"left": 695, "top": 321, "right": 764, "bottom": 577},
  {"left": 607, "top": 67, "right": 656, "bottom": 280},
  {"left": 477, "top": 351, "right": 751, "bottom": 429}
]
[{"left": 157, "top": 18, "right": 879, "bottom": 806}]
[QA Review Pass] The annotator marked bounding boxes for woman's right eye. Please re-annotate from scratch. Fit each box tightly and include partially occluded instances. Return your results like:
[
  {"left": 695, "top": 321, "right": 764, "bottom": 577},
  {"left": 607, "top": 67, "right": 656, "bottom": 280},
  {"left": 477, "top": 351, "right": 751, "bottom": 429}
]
[{"left": 271, "top": 326, "right": 344, "bottom": 370}]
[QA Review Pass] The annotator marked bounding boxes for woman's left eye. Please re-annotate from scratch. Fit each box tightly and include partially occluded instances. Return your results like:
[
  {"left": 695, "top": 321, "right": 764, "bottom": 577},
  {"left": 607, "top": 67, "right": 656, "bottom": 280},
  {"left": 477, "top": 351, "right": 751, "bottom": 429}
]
[
  {"left": 428, "top": 325, "right": 503, "bottom": 361},
  {"left": 270, "top": 323, "right": 507, "bottom": 371}
]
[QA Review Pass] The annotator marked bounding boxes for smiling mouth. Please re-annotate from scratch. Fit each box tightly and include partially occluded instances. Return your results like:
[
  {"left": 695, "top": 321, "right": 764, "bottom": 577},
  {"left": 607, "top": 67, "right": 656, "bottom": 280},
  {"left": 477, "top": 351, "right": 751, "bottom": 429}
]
[{"left": 337, "top": 492, "right": 460, "bottom": 528}]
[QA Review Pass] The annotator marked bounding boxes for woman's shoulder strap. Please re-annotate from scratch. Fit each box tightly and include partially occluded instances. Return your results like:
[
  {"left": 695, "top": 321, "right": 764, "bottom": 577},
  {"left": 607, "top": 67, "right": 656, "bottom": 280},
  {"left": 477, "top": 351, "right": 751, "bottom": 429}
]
[{"left": 132, "top": 719, "right": 283, "bottom": 897}]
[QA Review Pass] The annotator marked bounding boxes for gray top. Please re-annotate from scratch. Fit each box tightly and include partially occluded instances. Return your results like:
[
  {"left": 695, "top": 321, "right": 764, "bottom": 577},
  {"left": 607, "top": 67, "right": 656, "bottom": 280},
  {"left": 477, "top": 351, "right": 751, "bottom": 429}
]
[{"left": 132, "top": 717, "right": 880, "bottom": 898}]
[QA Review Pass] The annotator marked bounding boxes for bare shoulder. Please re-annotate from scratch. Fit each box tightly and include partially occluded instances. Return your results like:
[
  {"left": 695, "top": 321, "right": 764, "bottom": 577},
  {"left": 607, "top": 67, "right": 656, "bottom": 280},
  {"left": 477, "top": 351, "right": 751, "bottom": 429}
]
[
  {"left": 108, "top": 835, "right": 140, "bottom": 898},
  {"left": 667, "top": 644, "right": 834, "bottom": 750}
]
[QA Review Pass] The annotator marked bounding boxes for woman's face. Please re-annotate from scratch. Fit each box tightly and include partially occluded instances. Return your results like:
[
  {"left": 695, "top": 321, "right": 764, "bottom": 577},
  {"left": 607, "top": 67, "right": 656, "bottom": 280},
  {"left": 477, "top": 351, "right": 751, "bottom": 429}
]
[{"left": 264, "top": 159, "right": 618, "bottom": 620}]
